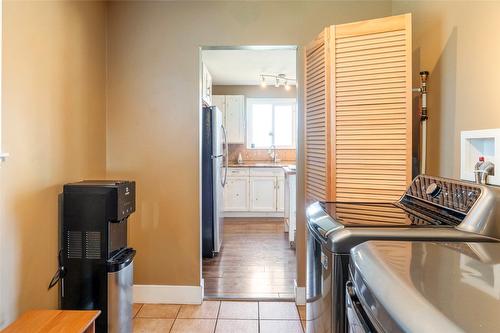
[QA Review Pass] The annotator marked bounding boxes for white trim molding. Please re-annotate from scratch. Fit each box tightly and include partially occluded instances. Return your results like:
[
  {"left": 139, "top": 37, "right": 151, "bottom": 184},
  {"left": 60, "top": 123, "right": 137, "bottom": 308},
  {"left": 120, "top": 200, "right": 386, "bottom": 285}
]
[
  {"left": 134, "top": 280, "right": 204, "bottom": 304},
  {"left": 294, "top": 280, "right": 306, "bottom": 305},
  {"left": 223, "top": 211, "right": 285, "bottom": 218}
]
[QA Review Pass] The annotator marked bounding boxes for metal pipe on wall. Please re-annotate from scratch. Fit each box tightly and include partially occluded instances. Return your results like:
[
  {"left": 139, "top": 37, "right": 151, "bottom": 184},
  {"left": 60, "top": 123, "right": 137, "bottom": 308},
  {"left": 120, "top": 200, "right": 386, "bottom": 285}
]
[{"left": 413, "top": 71, "right": 429, "bottom": 174}]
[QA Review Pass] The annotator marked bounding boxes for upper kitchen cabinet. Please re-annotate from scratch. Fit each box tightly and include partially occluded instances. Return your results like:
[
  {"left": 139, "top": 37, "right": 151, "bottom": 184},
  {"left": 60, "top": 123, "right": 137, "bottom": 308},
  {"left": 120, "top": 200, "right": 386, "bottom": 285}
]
[
  {"left": 305, "top": 14, "right": 413, "bottom": 203},
  {"left": 213, "top": 95, "right": 245, "bottom": 144},
  {"left": 202, "top": 63, "right": 213, "bottom": 106},
  {"left": 225, "top": 95, "right": 245, "bottom": 143},
  {"left": 212, "top": 95, "right": 225, "bottom": 113}
]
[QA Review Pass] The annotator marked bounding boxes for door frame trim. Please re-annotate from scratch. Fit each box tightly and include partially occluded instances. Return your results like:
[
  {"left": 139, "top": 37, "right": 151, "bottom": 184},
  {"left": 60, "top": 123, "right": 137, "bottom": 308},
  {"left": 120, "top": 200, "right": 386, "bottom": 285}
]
[{"left": 198, "top": 45, "right": 301, "bottom": 302}]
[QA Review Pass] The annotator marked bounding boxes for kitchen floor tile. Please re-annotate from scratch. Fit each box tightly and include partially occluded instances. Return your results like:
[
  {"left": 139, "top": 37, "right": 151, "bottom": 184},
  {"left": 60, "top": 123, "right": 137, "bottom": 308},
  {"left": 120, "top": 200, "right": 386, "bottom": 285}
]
[
  {"left": 259, "top": 301, "right": 300, "bottom": 320},
  {"left": 132, "top": 303, "right": 143, "bottom": 318},
  {"left": 215, "top": 319, "right": 258, "bottom": 333},
  {"left": 260, "top": 320, "right": 304, "bottom": 333},
  {"left": 136, "top": 304, "right": 180, "bottom": 318},
  {"left": 218, "top": 301, "right": 258, "bottom": 319},
  {"left": 177, "top": 301, "right": 220, "bottom": 319},
  {"left": 133, "top": 318, "right": 174, "bottom": 332},
  {"left": 170, "top": 319, "right": 216, "bottom": 333}
]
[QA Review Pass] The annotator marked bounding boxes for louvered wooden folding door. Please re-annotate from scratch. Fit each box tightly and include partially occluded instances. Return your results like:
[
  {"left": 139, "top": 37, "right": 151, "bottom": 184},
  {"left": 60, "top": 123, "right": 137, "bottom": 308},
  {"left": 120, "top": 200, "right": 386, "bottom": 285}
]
[
  {"left": 305, "top": 30, "right": 333, "bottom": 202},
  {"left": 305, "top": 14, "right": 412, "bottom": 203}
]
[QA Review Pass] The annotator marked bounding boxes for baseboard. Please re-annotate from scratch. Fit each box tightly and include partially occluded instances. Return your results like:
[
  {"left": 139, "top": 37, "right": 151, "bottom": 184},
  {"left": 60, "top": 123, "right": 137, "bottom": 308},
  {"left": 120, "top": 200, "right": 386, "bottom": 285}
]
[
  {"left": 224, "top": 212, "right": 285, "bottom": 218},
  {"left": 134, "top": 280, "right": 204, "bottom": 304},
  {"left": 294, "top": 281, "right": 306, "bottom": 305}
]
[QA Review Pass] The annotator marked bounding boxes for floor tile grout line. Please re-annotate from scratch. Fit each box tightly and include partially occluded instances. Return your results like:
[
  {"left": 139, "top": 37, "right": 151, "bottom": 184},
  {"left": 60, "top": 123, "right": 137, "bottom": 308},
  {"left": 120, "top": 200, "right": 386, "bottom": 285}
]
[
  {"left": 133, "top": 303, "right": 143, "bottom": 319},
  {"left": 213, "top": 301, "right": 222, "bottom": 333},
  {"left": 168, "top": 318, "right": 175, "bottom": 333},
  {"left": 172, "top": 305, "right": 182, "bottom": 333},
  {"left": 257, "top": 301, "right": 260, "bottom": 333}
]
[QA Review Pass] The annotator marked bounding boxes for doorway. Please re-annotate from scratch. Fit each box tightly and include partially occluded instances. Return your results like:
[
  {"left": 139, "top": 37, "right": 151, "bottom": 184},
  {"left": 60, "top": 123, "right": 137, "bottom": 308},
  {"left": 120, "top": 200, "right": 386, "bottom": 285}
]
[{"left": 200, "top": 46, "right": 299, "bottom": 300}]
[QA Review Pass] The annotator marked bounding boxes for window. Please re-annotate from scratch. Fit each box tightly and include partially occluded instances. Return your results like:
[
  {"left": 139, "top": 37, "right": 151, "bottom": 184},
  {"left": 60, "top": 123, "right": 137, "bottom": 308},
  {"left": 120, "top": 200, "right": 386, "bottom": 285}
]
[{"left": 246, "top": 98, "right": 296, "bottom": 149}]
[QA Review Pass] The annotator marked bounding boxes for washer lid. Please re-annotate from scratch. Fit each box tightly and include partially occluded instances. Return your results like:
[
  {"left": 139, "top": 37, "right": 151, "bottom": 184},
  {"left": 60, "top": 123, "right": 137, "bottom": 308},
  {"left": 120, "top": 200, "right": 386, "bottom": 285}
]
[{"left": 350, "top": 241, "right": 500, "bottom": 333}]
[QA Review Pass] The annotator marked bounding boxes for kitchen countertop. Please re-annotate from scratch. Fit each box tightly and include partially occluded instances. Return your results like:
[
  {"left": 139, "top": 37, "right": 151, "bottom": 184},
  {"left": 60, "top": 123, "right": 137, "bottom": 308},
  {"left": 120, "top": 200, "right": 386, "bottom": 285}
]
[
  {"left": 283, "top": 166, "right": 297, "bottom": 175},
  {"left": 228, "top": 161, "right": 296, "bottom": 168}
]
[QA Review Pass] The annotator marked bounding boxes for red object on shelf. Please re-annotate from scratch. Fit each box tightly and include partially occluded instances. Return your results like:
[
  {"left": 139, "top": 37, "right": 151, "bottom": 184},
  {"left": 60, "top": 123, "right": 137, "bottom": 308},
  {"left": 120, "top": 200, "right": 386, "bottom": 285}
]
[{"left": 479, "top": 156, "right": 485, "bottom": 162}]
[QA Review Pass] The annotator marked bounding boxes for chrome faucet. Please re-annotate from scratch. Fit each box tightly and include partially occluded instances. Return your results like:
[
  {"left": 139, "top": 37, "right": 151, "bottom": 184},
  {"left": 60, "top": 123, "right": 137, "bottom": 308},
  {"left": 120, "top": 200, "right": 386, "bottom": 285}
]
[
  {"left": 474, "top": 157, "right": 495, "bottom": 184},
  {"left": 268, "top": 145, "right": 280, "bottom": 163}
]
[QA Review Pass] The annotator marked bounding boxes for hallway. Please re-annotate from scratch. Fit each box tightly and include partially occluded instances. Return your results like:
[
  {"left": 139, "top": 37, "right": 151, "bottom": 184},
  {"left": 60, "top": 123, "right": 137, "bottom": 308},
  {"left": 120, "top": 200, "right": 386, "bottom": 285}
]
[{"left": 203, "top": 219, "right": 296, "bottom": 299}]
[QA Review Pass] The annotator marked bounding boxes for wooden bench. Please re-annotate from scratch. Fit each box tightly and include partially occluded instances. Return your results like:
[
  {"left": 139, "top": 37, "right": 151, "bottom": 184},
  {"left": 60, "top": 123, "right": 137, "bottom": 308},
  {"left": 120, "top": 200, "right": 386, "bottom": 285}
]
[{"left": 1, "top": 310, "right": 101, "bottom": 333}]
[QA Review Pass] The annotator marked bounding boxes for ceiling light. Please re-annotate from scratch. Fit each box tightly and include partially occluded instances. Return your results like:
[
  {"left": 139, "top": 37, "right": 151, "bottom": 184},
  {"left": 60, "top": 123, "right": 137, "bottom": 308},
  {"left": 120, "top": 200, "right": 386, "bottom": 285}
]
[
  {"left": 260, "top": 75, "right": 267, "bottom": 88},
  {"left": 259, "top": 74, "right": 296, "bottom": 90}
]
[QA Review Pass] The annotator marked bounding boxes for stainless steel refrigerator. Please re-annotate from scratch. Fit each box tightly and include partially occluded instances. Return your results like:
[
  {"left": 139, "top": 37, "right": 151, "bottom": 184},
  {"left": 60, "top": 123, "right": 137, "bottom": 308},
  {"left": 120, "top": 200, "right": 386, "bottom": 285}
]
[{"left": 202, "top": 106, "right": 227, "bottom": 258}]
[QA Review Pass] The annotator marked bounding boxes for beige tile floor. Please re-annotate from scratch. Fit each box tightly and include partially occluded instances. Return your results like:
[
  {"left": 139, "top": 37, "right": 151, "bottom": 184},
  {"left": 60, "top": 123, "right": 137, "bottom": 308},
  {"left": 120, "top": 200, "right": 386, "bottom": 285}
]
[{"left": 133, "top": 301, "right": 306, "bottom": 333}]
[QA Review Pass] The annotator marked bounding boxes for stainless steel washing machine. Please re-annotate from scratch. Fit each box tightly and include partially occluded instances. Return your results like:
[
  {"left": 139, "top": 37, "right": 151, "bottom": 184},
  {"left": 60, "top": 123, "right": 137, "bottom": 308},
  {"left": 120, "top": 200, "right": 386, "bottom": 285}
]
[{"left": 306, "top": 175, "right": 500, "bottom": 333}]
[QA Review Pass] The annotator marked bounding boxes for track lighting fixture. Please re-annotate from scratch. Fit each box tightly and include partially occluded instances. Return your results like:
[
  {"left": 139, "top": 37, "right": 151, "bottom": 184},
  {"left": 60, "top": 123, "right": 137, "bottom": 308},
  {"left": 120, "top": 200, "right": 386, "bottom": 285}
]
[
  {"left": 260, "top": 74, "right": 296, "bottom": 90},
  {"left": 260, "top": 75, "right": 267, "bottom": 87}
]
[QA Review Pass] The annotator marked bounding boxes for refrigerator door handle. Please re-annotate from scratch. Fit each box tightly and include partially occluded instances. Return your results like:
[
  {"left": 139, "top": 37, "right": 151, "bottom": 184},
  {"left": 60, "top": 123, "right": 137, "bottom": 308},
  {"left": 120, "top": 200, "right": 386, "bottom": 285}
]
[{"left": 221, "top": 124, "right": 228, "bottom": 187}]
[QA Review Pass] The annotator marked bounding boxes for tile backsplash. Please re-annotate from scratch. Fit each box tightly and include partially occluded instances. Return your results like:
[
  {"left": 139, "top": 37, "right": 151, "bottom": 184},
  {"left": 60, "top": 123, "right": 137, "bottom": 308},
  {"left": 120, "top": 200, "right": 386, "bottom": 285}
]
[{"left": 228, "top": 144, "right": 296, "bottom": 163}]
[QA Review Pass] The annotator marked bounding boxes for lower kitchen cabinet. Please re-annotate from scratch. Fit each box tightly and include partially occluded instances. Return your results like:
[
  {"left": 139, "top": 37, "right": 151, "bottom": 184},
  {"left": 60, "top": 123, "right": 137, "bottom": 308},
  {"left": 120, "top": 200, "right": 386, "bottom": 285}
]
[
  {"left": 223, "top": 176, "right": 249, "bottom": 211},
  {"left": 276, "top": 177, "right": 285, "bottom": 212},
  {"left": 249, "top": 177, "right": 277, "bottom": 211},
  {"left": 223, "top": 167, "right": 286, "bottom": 216}
]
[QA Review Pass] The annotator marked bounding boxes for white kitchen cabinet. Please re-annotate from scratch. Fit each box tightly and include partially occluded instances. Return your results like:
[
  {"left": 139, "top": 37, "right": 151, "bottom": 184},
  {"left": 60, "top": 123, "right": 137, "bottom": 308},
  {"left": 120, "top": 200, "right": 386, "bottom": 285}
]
[
  {"left": 213, "top": 95, "right": 245, "bottom": 144},
  {"left": 276, "top": 177, "right": 285, "bottom": 212},
  {"left": 202, "top": 63, "right": 212, "bottom": 106},
  {"left": 225, "top": 95, "right": 245, "bottom": 144},
  {"left": 249, "top": 177, "right": 277, "bottom": 211},
  {"left": 284, "top": 169, "right": 296, "bottom": 246},
  {"left": 224, "top": 167, "right": 286, "bottom": 216},
  {"left": 223, "top": 176, "right": 249, "bottom": 211},
  {"left": 212, "top": 95, "right": 225, "bottom": 113}
]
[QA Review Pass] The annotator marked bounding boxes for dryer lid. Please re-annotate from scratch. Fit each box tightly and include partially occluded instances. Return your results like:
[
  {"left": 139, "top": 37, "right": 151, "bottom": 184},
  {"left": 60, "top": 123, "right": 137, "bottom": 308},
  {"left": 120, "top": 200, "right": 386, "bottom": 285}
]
[{"left": 350, "top": 241, "right": 500, "bottom": 333}]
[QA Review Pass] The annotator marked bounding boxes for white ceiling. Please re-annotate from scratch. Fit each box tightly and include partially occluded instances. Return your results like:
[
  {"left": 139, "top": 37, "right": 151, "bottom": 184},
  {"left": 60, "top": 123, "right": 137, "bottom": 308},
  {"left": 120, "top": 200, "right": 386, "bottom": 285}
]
[{"left": 202, "top": 49, "right": 296, "bottom": 86}]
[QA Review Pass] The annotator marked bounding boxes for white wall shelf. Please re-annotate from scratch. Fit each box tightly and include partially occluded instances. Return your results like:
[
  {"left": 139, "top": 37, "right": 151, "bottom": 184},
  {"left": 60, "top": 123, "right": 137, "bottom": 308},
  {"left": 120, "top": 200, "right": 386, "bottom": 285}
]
[{"left": 460, "top": 128, "right": 500, "bottom": 185}]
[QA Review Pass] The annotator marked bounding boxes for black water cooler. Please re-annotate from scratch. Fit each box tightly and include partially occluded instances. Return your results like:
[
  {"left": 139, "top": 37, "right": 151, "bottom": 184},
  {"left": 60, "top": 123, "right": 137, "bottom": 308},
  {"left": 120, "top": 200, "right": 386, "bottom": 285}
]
[{"left": 61, "top": 180, "right": 136, "bottom": 333}]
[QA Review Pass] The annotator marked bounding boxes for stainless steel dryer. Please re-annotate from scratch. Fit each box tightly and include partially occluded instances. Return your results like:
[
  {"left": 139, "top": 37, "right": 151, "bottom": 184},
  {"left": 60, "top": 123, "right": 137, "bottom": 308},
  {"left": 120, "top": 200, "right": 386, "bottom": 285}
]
[
  {"left": 348, "top": 241, "right": 500, "bottom": 333},
  {"left": 306, "top": 175, "right": 500, "bottom": 333}
]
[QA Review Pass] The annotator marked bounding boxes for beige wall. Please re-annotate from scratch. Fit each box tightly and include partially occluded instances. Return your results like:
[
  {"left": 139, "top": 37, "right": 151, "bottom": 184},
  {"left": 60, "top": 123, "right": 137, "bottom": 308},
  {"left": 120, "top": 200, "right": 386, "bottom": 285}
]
[
  {"left": 0, "top": 0, "right": 107, "bottom": 327},
  {"left": 392, "top": 1, "right": 500, "bottom": 178},
  {"left": 106, "top": 1, "right": 392, "bottom": 288},
  {"left": 213, "top": 85, "right": 297, "bottom": 99}
]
